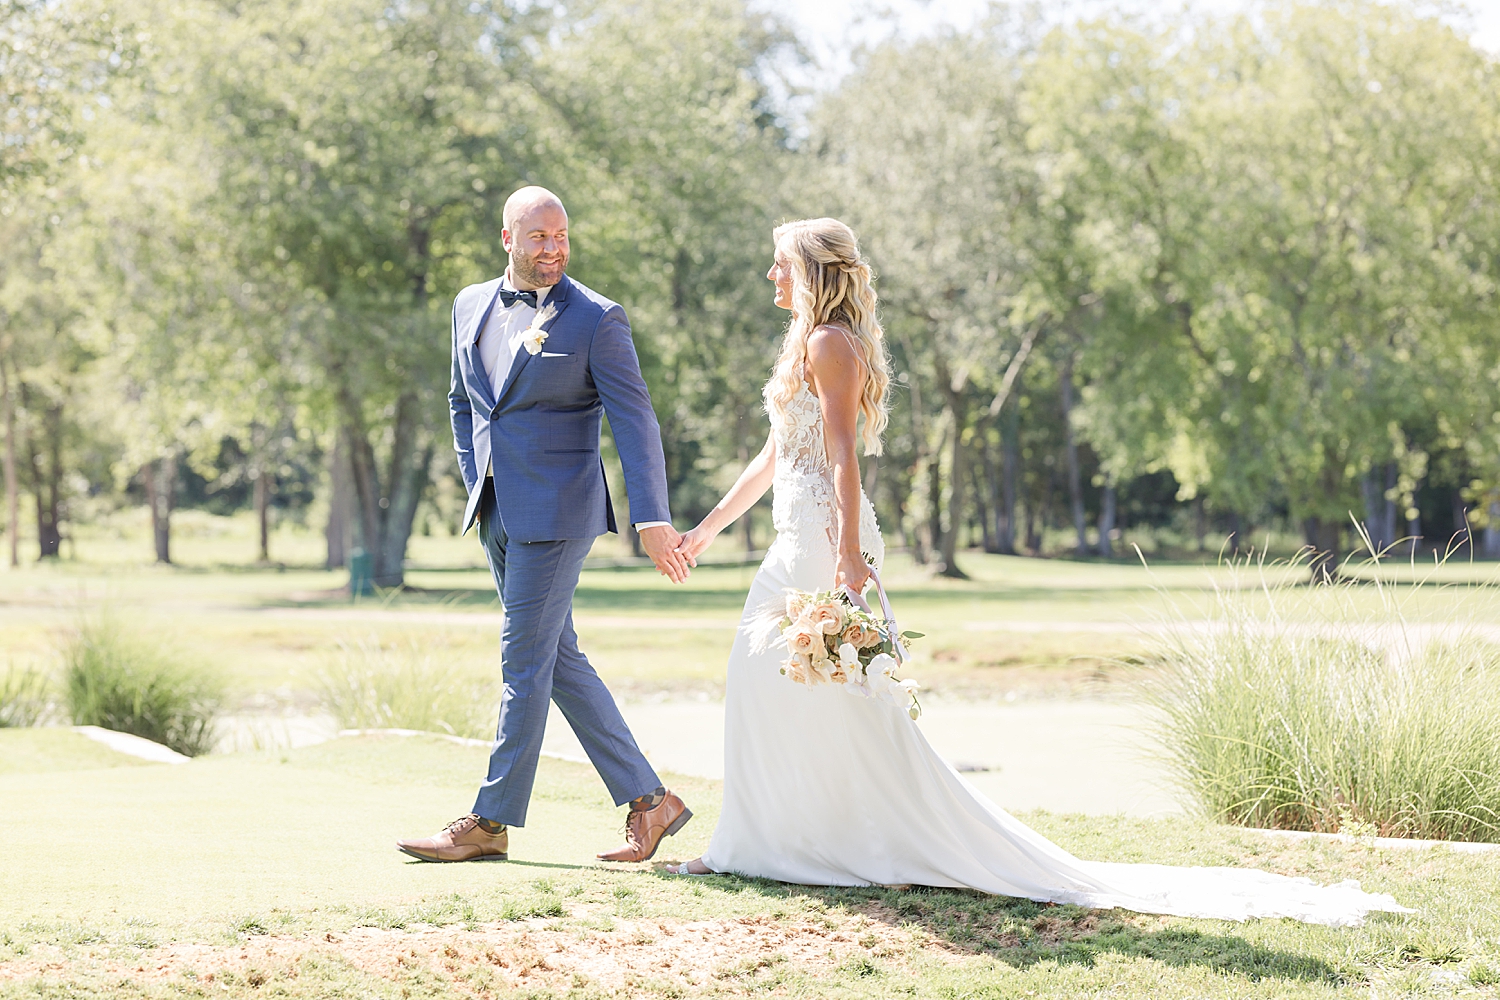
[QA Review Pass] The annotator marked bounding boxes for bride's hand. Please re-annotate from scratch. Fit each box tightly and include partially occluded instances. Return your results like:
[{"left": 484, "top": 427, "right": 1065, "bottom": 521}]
[
  {"left": 835, "top": 551, "right": 872, "bottom": 595},
  {"left": 674, "top": 523, "right": 717, "bottom": 565}
]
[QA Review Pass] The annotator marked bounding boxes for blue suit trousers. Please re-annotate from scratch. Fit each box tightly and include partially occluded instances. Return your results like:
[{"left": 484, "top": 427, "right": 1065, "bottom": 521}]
[{"left": 472, "top": 483, "right": 660, "bottom": 826}]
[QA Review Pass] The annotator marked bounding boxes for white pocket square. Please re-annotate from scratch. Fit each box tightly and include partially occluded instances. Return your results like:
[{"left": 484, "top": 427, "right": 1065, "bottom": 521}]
[{"left": 539, "top": 352, "right": 571, "bottom": 358}]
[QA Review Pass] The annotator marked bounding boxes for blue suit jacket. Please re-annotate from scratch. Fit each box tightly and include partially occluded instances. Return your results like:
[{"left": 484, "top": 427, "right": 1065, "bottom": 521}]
[{"left": 449, "top": 273, "right": 672, "bottom": 541}]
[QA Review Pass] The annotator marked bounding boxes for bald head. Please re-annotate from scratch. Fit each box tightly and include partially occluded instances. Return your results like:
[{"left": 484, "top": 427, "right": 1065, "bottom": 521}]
[
  {"left": 501, "top": 186, "right": 569, "bottom": 290},
  {"left": 503, "top": 186, "right": 566, "bottom": 232}
]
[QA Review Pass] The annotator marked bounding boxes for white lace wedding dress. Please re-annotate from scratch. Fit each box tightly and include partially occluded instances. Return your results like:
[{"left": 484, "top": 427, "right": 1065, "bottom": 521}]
[{"left": 696, "top": 375, "right": 1412, "bottom": 927}]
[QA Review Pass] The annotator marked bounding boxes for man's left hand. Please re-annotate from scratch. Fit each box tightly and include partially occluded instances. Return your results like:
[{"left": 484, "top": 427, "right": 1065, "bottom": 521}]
[{"left": 639, "top": 525, "right": 692, "bottom": 583}]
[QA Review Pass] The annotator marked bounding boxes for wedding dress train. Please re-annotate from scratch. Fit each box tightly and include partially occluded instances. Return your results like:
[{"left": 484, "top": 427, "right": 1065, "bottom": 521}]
[{"left": 696, "top": 378, "right": 1411, "bottom": 927}]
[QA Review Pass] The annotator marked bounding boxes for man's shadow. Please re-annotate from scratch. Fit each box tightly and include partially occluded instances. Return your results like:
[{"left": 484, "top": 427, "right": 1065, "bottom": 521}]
[{"left": 650, "top": 872, "right": 1367, "bottom": 985}]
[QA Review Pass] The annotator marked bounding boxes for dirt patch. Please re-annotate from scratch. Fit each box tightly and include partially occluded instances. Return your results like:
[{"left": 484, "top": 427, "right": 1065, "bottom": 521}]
[{"left": 1, "top": 910, "right": 928, "bottom": 995}]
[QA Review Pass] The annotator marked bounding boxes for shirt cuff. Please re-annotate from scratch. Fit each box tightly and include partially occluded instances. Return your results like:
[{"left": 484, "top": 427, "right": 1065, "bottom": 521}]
[{"left": 633, "top": 521, "right": 672, "bottom": 531}]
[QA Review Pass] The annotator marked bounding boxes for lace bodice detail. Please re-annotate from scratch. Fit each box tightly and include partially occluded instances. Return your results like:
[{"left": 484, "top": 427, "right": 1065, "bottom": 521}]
[
  {"left": 772, "top": 380, "right": 832, "bottom": 478},
  {"left": 766, "top": 375, "right": 882, "bottom": 561}
]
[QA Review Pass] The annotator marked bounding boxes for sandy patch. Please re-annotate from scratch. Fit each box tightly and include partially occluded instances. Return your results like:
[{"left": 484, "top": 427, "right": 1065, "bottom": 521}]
[{"left": 1, "top": 909, "right": 929, "bottom": 994}]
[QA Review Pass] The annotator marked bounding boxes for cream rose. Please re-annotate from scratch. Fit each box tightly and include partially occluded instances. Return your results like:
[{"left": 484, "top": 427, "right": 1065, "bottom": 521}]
[
  {"left": 843, "top": 620, "right": 883, "bottom": 650},
  {"left": 808, "top": 600, "right": 847, "bottom": 636},
  {"left": 785, "top": 617, "right": 822, "bottom": 657}
]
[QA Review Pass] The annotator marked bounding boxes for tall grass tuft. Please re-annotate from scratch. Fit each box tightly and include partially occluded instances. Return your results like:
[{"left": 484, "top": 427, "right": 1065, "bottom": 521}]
[
  {"left": 1145, "top": 550, "right": 1500, "bottom": 842},
  {"left": 0, "top": 663, "right": 53, "bottom": 727},
  {"left": 318, "top": 635, "right": 499, "bottom": 740},
  {"left": 63, "top": 619, "right": 222, "bottom": 756}
]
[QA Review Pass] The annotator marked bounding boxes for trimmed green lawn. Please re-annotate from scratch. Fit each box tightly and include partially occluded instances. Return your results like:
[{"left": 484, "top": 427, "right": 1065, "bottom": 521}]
[
  {"left": 9, "top": 524, "right": 1500, "bottom": 702},
  {"left": 1, "top": 729, "right": 1497, "bottom": 998},
  {"left": 0, "top": 728, "right": 154, "bottom": 776}
]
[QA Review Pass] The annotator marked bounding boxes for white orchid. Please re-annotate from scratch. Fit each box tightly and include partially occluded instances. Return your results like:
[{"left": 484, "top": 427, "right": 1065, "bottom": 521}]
[
  {"left": 837, "top": 642, "right": 860, "bottom": 668},
  {"left": 866, "top": 653, "right": 898, "bottom": 695}
]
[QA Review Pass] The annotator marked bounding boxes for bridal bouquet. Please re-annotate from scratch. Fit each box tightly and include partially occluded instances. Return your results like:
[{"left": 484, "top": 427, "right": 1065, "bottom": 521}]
[{"left": 769, "top": 588, "right": 924, "bottom": 719}]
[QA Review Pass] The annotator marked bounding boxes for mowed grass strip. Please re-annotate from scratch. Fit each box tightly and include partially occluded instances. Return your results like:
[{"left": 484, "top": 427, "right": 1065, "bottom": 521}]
[
  {"left": 2, "top": 730, "right": 1499, "bottom": 998},
  {"left": 0, "top": 732, "right": 715, "bottom": 926},
  {"left": 0, "top": 728, "right": 155, "bottom": 775}
]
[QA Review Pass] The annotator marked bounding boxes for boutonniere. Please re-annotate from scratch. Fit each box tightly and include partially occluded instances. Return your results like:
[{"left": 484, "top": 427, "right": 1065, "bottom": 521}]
[{"left": 521, "top": 303, "right": 558, "bottom": 356}]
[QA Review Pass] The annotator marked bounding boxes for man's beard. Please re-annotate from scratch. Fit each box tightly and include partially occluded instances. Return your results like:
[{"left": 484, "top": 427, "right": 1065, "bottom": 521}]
[{"left": 512, "top": 248, "right": 567, "bottom": 288}]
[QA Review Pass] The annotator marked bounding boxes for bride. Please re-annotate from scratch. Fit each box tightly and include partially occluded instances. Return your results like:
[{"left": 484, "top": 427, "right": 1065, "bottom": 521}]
[{"left": 665, "top": 217, "right": 1410, "bottom": 926}]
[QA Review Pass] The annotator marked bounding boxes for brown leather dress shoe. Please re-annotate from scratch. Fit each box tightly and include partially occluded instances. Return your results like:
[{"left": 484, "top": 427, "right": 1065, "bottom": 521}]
[
  {"left": 597, "top": 790, "right": 692, "bottom": 862},
  {"left": 396, "top": 814, "right": 508, "bottom": 862}
]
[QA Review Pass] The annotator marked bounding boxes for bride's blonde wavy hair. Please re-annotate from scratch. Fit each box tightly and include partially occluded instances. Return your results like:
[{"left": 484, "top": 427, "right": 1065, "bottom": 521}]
[{"left": 765, "top": 218, "right": 892, "bottom": 456}]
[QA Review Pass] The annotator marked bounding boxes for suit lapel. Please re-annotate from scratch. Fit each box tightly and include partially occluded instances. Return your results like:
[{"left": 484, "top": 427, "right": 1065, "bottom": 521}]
[
  {"left": 463, "top": 280, "right": 504, "bottom": 410},
  {"left": 493, "top": 275, "right": 576, "bottom": 407}
]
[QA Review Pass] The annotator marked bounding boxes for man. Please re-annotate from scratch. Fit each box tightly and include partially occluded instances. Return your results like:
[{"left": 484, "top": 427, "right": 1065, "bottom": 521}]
[{"left": 397, "top": 186, "right": 692, "bottom": 864}]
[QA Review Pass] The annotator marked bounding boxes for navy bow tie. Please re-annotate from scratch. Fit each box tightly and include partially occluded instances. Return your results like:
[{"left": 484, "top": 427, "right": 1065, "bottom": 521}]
[{"left": 499, "top": 287, "right": 538, "bottom": 309}]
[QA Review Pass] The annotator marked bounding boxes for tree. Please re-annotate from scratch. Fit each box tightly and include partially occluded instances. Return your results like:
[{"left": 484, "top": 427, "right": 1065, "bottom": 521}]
[
  {"left": 1032, "top": 3, "right": 1500, "bottom": 576},
  {"left": 159, "top": 0, "right": 542, "bottom": 586},
  {"left": 813, "top": 17, "right": 1054, "bottom": 577},
  {"left": 0, "top": 0, "right": 132, "bottom": 563}
]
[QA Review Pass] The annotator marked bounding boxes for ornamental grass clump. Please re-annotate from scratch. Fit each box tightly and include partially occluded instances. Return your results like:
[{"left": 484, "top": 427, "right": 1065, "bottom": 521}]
[
  {"left": 1145, "top": 551, "right": 1500, "bottom": 843},
  {"left": 0, "top": 663, "right": 52, "bottom": 727},
  {"left": 318, "top": 635, "right": 498, "bottom": 740},
  {"left": 63, "top": 619, "right": 222, "bottom": 756}
]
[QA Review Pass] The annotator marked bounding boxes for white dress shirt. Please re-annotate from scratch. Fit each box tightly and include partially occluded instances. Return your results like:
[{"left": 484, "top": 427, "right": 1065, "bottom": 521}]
[
  {"left": 476, "top": 272, "right": 671, "bottom": 535},
  {"left": 476, "top": 276, "right": 554, "bottom": 401}
]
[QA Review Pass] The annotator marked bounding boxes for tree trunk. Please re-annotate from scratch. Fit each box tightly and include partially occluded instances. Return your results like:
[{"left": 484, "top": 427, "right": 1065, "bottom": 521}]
[
  {"left": 325, "top": 435, "right": 351, "bottom": 570},
  {"left": 895, "top": 333, "right": 930, "bottom": 566},
  {"left": 936, "top": 391, "right": 969, "bottom": 579},
  {"left": 1024, "top": 489, "right": 1041, "bottom": 555},
  {"left": 922, "top": 445, "right": 942, "bottom": 565},
  {"left": 1304, "top": 516, "right": 1340, "bottom": 583},
  {"left": 143, "top": 452, "right": 176, "bottom": 565},
  {"left": 1361, "top": 464, "right": 1400, "bottom": 554},
  {"left": 1406, "top": 487, "right": 1423, "bottom": 556},
  {"left": 1381, "top": 463, "right": 1398, "bottom": 552},
  {"left": 23, "top": 390, "right": 62, "bottom": 559},
  {"left": 1485, "top": 497, "right": 1500, "bottom": 559},
  {"left": 1097, "top": 482, "right": 1116, "bottom": 557},
  {"left": 1192, "top": 496, "right": 1206, "bottom": 553},
  {"left": 1059, "top": 357, "right": 1087, "bottom": 556},
  {"left": 977, "top": 434, "right": 998, "bottom": 553},
  {"left": 338, "top": 384, "right": 432, "bottom": 589},
  {"left": 997, "top": 389, "right": 1019, "bottom": 555},
  {"left": 252, "top": 426, "right": 271, "bottom": 563},
  {"left": 1360, "top": 468, "right": 1383, "bottom": 554},
  {"left": 1, "top": 360, "right": 18, "bottom": 568}
]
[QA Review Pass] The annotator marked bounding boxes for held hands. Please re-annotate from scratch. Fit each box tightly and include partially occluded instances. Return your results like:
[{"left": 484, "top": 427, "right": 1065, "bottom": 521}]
[
  {"left": 834, "top": 550, "right": 872, "bottom": 595},
  {"left": 673, "top": 523, "right": 718, "bottom": 566},
  {"left": 639, "top": 524, "right": 692, "bottom": 584}
]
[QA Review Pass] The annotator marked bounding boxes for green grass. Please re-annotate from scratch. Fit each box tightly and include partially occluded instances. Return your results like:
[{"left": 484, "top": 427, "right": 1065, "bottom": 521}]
[
  {"left": 62, "top": 617, "right": 223, "bottom": 756},
  {"left": 0, "top": 727, "right": 154, "bottom": 774},
  {"left": 1148, "top": 561, "right": 1500, "bottom": 841},
  {"left": 12, "top": 510, "right": 1500, "bottom": 709},
  {"left": 0, "top": 729, "right": 1496, "bottom": 998},
  {"left": 317, "top": 633, "right": 501, "bottom": 738},
  {"left": 0, "top": 662, "right": 50, "bottom": 727}
]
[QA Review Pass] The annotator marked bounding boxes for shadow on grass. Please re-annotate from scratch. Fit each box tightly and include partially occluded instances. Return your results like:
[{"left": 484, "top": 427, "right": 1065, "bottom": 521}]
[{"left": 655, "top": 873, "right": 1356, "bottom": 985}]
